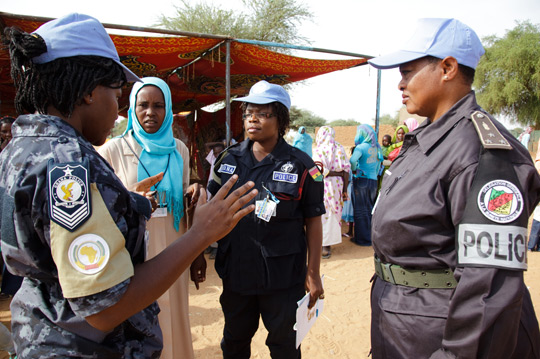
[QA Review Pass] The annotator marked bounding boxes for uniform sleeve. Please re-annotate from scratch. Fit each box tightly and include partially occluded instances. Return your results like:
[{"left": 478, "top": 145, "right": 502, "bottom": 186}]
[
  {"left": 300, "top": 167, "right": 325, "bottom": 218},
  {"left": 207, "top": 151, "right": 227, "bottom": 196},
  {"left": 433, "top": 162, "right": 540, "bottom": 358},
  {"left": 50, "top": 184, "right": 135, "bottom": 299}
]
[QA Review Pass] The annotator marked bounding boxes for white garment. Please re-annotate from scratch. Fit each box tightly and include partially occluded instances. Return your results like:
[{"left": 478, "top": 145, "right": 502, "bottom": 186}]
[{"left": 322, "top": 211, "right": 342, "bottom": 247}]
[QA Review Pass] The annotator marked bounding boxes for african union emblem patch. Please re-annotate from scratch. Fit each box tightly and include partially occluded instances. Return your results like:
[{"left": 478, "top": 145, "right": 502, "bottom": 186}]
[
  {"left": 48, "top": 160, "right": 91, "bottom": 231},
  {"left": 68, "top": 234, "right": 110, "bottom": 274},
  {"left": 477, "top": 180, "right": 523, "bottom": 223}
]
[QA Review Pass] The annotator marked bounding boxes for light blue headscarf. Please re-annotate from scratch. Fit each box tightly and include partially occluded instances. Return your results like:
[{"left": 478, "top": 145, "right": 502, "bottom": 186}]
[
  {"left": 351, "top": 124, "right": 383, "bottom": 176},
  {"left": 124, "top": 77, "right": 184, "bottom": 231},
  {"left": 292, "top": 126, "right": 313, "bottom": 156},
  {"left": 354, "top": 124, "right": 380, "bottom": 150}
]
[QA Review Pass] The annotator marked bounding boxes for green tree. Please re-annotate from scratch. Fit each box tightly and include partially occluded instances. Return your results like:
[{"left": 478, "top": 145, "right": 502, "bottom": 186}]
[
  {"left": 290, "top": 106, "right": 325, "bottom": 132},
  {"left": 474, "top": 21, "right": 540, "bottom": 126},
  {"left": 156, "top": 0, "right": 313, "bottom": 48},
  {"left": 328, "top": 119, "right": 360, "bottom": 127},
  {"left": 111, "top": 117, "right": 127, "bottom": 138},
  {"left": 377, "top": 113, "right": 399, "bottom": 127}
]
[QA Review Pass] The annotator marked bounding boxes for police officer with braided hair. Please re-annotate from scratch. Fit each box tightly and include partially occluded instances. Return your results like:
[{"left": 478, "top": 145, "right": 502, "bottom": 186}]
[
  {"left": 368, "top": 19, "right": 540, "bottom": 358},
  {"left": 1, "top": 13, "right": 257, "bottom": 358},
  {"left": 208, "top": 80, "right": 325, "bottom": 358}
]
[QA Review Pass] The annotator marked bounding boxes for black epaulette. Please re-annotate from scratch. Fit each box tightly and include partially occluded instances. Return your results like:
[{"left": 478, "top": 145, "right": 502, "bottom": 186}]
[
  {"left": 213, "top": 142, "right": 240, "bottom": 167},
  {"left": 210, "top": 142, "right": 240, "bottom": 185},
  {"left": 470, "top": 111, "right": 512, "bottom": 150}
]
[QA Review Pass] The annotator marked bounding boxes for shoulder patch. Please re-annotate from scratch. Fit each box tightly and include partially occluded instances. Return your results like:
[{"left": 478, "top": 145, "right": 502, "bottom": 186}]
[
  {"left": 309, "top": 166, "right": 323, "bottom": 182},
  {"left": 477, "top": 179, "right": 523, "bottom": 223},
  {"left": 68, "top": 234, "right": 110, "bottom": 274},
  {"left": 470, "top": 111, "right": 512, "bottom": 150},
  {"left": 218, "top": 163, "right": 236, "bottom": 175},
  {"left": 48, "top": 159, "right": 92, "bottom": 231},
  {"left": 457, "top": 223, "right": 527, "bottom": 270}
]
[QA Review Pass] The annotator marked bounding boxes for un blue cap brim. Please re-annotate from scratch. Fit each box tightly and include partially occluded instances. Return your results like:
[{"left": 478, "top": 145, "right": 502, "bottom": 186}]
[{"left": 368, "top": 50, "right": 428, "bottom": 69}]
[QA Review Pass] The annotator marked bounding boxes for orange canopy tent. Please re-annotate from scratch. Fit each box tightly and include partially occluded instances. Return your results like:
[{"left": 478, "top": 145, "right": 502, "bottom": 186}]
[
  {"left": 0, "top": 12, "right": 369, "bottom": 115},
  {"left": 0, "top": 12, "right": 371, "bottom": 181}
]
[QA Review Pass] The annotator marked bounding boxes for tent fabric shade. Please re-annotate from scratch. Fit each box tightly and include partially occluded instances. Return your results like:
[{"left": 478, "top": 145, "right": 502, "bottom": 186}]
[{"left": 0, "top": 12, "right": 368, "bottom": 116}]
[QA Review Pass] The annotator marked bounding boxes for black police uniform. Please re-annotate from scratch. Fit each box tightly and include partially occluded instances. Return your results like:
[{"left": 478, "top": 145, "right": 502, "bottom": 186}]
[{"left": 208, "top": 137, "right": 325, "bottom": 359}]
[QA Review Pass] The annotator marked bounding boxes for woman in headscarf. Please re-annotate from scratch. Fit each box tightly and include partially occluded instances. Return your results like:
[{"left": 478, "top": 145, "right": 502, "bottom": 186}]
[
  {"left": 387, "top": 124, "right": 409, "bottom": 162},
  {"left": 519, "top": 125, "right": 533, "bottom": 149},
  {"left": 292, "top": 126, "right": 313, "bottom": 156},
  {"left": 312, "top": 126, "right": 350, "bottom": 258},
  {"left": 349, "top": 124, "right": 383, "bottom": 246},
  {"left": 404, "top": 117, "right": 419, "bottom": 132},
  {"left": 98, "top": 77, "right": 203, "bottom": 359}
]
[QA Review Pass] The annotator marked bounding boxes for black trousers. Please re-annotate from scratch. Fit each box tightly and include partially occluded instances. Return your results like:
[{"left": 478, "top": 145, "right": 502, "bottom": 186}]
[{"left": 220, "top": 283, "right": 305, "bottom": 359}]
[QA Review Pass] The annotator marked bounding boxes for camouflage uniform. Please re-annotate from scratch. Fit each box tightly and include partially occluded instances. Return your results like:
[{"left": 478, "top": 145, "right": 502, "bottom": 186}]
[{"left": 0, "top": 115, "right": 162, "bottom": 358}]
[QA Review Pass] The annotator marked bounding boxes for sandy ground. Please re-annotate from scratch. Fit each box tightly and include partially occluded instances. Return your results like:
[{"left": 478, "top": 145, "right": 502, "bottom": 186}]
[
  {"left": 0, "top": 231, "right": 539, "bottom": 358},
  {"left": 188, "top": 236, "right": 540, "bottom": 359}
]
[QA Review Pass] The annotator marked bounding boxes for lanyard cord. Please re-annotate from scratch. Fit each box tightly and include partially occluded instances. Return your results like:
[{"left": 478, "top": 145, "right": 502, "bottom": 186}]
[{"left": 122, "top": 135, "right": 171, "bottom": 190}]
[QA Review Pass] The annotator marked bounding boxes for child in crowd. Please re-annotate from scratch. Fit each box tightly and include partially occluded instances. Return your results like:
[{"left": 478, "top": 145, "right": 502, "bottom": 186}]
[{"left": 381, "top": 134, "right": 392, "bottom": 159}]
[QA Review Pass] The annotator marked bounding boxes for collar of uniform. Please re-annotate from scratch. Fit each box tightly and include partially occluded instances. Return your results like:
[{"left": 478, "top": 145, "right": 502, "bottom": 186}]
[
  {"left": 13, "top": 114, "right": 85, "bottom": 142},
  {"left": 415, "top": 91, "right": 479, "bottom": 155},
  {"left": 230, "top": 137, "right": 291, "bottom": 166}
]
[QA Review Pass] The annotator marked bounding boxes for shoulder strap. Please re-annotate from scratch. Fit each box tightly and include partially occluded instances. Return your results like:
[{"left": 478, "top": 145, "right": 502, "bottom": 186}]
[{"left": 470, "top": 111, "right": 512, "bottom": 150}]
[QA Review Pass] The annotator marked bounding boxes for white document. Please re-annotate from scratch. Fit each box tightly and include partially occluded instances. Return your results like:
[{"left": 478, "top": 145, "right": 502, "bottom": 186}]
[{"left": 294, "top": 276, "right": 324, "bottom": 348}]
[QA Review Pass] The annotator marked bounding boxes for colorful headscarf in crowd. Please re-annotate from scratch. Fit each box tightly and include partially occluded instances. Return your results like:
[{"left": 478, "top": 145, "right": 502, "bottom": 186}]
[
  {"left": 355, "top": 124, "right": 380, "bottom": 149},
  {"left": 391, "top": 125, "right": 409, "bottom": 145},
  {"left": 124, "top": 77, "right": 184, "bottom": 231},
  {"left": 313, "top": 126, "right": 351, "bottom": 219},
  {"left": 292, "top": 126, "right": 313, "bottom": 156},
  {"left": 404, "top": 117, "right": 419, "bottom": 132}
]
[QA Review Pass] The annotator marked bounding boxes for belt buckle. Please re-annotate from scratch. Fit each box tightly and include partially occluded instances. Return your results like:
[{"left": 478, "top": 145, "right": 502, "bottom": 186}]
[{"left": 382, "top": 262, "right": 396, "bottom": 284}]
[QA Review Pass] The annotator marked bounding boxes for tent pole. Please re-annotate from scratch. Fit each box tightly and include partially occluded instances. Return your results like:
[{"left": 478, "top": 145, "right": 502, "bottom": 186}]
[
  {"left": 375, "top": 69, "right": 382, "bottom": 139},
  {"left": 225, "top": 40, "right": 232, "bottom": 146}
]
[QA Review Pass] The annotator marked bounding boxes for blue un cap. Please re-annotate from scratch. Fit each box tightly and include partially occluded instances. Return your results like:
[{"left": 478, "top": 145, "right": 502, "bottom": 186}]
[
  {"left": 369, "top": 18, "right": 485, "bottom": 70},
  {"left": 234, "top": 80, "right": 291, "bottom": 110},
  {"left": 32, "top": 13, "right": 140, "bottom": 82}
]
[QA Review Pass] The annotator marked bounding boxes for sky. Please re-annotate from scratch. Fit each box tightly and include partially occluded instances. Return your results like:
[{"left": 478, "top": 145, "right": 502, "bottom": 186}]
[{"left": 2, "top": 0, "right": 540, "bottom": 128}]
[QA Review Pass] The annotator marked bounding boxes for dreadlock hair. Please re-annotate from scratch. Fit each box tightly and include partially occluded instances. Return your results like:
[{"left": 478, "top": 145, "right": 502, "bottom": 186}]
[
  {"left": 3, "top": 27, "right": 126, "bottom": 117},
  {"left": 241, "top": 101, "right": 290, "bottom": 138}
]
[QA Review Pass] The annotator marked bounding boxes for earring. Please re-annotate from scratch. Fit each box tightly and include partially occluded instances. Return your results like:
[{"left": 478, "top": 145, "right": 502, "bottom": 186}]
[{"left": 443, "top": 75, "right": 448, "bottom": 80}]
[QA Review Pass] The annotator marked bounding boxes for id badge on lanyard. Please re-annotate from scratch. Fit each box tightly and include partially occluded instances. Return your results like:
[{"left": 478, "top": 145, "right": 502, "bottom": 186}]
[
  {"left": 256, "top": 184, "right": 280, "bottom": 222},
  {"left": 152, "top": 192, "right": 168, "bottom": 218}
]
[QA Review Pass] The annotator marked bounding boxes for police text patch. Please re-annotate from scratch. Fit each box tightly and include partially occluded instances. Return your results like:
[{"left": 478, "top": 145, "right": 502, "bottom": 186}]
[
  {"left": 48, "top": 161, "right": 91, "bottom": 231},
  {"left": 273, "top": 171, "right": 298, "bottom": 183},
  {"left": 218, "top": 164, "right": 236, "bottom": 174},
  {"left": 457, "top": 223, "right": 527, "bottom": 270}
]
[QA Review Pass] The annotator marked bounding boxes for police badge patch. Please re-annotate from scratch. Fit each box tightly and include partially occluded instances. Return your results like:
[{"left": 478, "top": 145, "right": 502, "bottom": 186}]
[
  {"left": 281, "top": 161, "right": 294, "bottom": 173},
  {"left": 48, "top": 160, "right": 92, "bottom": 231},
  {"left": 477, "top": 180, "right": 523, "bottom": 224}
]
